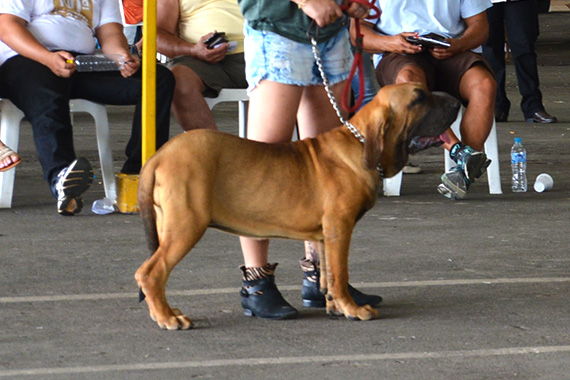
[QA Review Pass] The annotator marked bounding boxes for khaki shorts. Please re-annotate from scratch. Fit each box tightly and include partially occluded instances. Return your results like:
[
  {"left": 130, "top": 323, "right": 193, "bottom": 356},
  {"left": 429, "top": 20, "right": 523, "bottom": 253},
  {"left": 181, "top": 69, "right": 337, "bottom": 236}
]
[
  {"left": 168, "top": 53, "right": 247, "bottom": 98},
  {"left": 375, "top": 51, "right": 493, "bottom": 101}
]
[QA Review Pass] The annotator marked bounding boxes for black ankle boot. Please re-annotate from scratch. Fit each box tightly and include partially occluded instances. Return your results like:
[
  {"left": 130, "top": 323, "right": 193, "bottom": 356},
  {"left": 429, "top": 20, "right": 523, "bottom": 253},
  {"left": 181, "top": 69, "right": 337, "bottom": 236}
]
[
  {"left": 300, "top": 259, "right": 383, "bottom": 308},
  {"left": 240, "top": 264, "right": 298, "bottom": 320}
]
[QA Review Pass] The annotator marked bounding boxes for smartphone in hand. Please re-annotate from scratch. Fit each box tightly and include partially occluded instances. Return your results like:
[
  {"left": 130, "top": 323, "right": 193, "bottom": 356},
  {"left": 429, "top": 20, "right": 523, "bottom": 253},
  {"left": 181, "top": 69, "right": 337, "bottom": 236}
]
[
  {"left": 205, "top": 32, "right": 229, "bottom": 49},
  {"left": 406, "top": 33, "right": 450, "bottom": 48}
]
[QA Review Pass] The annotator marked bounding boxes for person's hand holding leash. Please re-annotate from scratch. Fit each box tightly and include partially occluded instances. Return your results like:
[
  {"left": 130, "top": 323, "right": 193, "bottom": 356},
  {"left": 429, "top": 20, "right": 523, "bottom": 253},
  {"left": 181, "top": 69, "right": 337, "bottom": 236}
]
[
  {"left": 342, "top": 0, "right": 374, "bottom": 20},
  {"left": 296, "top": 0, "right": 343, "bottom": 27}
]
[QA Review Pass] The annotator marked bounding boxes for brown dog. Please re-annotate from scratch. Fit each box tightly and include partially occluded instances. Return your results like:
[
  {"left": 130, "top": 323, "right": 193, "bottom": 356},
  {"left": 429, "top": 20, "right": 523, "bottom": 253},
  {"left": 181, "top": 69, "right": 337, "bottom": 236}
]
[{"left": 135, "top": 83, "right": 460, "bottom": 330}]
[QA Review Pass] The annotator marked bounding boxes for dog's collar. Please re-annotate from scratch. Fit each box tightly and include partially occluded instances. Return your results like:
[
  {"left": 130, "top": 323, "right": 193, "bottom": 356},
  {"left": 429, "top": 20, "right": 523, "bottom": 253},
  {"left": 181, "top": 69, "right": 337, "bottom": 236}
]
[
  {"left": 344, "top": 121, "right": 384, "bottom": 178},
  {"left": 344, "top": 120, "right": 365, "bottom": 144}
]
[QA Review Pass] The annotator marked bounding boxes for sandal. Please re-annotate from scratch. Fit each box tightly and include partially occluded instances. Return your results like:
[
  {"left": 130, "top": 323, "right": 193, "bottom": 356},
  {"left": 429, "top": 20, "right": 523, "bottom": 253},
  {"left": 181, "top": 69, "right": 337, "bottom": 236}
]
[{"left": 0, "top": 145, "right": 22, "bottom": 172}]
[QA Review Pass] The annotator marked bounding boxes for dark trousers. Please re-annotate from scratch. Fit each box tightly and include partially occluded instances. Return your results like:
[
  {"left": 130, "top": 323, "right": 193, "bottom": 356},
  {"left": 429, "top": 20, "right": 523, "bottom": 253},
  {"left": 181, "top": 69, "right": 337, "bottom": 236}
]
[
  {"left": 0, "top": 55, "right": 174, "bottom": 188},
  {"left": 481, "top": 0, "right": 543, "bottom": 119}
]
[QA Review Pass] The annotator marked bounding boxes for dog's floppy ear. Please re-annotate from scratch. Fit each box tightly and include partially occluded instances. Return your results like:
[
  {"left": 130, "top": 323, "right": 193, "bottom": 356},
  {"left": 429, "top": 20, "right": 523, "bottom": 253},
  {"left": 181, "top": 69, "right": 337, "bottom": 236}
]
[{"left": 363, "top": 107, "right": 391, "bottom": 171}]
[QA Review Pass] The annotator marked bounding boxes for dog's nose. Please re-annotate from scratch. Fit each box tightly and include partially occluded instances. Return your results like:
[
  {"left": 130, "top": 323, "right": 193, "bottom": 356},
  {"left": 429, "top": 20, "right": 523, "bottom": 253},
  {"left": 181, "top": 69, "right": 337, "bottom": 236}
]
[{"left": 432, "top": 91, "right": 461, "bottom": 112}]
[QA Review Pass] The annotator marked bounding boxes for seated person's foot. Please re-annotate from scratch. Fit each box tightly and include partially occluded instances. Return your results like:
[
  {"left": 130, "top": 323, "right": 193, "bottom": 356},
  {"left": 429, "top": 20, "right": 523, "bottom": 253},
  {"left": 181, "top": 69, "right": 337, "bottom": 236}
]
[
  {"left": 0, "top": 144, "right": 21, "bottom": 172},
  {"left": 450, "top": 144, "right": 491, "bottom": 183},
  {"left": 402, "top": 162, "right": 423, "bottom": 174},
  {"left": 52, "top": 157, "right": 94, "bottom": 216},
  {"left": 438, "top": 165, "right": 470, "bottom": 200},
  {"left": 526, "top": 110, "right": 557, "bottom": 124},
  {"left": 301, "top": 259, "right": 383, "bottom": 308}
]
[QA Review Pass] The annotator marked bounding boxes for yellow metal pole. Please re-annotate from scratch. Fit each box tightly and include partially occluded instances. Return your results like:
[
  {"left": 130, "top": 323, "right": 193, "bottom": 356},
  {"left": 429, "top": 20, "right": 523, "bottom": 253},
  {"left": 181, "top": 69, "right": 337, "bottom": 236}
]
[{"left": 141, "top": 0, "right": 156, "bottom": 164}]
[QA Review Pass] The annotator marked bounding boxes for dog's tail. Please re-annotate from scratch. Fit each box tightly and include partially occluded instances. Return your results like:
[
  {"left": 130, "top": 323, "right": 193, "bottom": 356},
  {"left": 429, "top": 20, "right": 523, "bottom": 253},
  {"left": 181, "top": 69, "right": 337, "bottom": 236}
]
[
  {"left": 138, "top": 162, "right": 159, "bottom": 254},
  {"left": 137, "top": 160, "right": 159, "bottom": 302}
]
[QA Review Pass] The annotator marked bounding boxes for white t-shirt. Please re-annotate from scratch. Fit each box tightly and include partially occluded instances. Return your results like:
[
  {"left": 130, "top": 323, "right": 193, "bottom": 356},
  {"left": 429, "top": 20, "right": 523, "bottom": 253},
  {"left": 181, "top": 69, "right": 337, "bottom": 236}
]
[
  {"left": 0, "top": 0, "right": 121, "bottom": 66},
  {"left": 371, "top": 0, "right": 492, "bottom": 66}
]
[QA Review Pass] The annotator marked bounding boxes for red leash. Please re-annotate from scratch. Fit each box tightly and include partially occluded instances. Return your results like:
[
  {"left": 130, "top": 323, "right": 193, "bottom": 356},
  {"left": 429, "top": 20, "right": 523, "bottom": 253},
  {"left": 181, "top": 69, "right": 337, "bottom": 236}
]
[{"left": 340, "top": 0, "right": 380, "bottom": 113}]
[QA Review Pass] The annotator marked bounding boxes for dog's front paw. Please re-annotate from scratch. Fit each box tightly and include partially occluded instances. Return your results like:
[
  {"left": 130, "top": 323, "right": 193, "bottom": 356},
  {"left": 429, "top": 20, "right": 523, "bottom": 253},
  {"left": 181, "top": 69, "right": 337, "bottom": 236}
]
[
  {"left": 329, "top": 298, "right": 379, "bottom": 321},
  {"left": 154, "top": 308, "right": 193, "bottom": 330},
  {"left": 325, "top": 296, "right": 343, "bottom": 316},
  {"left": 345, "top": 304, "right": 379, "bottom": 321}
]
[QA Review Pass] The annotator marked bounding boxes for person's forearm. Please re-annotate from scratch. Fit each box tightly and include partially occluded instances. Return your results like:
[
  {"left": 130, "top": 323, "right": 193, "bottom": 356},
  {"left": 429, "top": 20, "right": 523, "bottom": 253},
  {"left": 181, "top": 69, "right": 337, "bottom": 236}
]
[
  {"left": 155, "top": 0, "right": 193, "bottom": 58},
  {"left": 97, "top": 22, "right": 131, "bottom": 56},
  {"left": 156, "top": 31, "right": 198, "bottom": 58},
  {"left": 0, "top": 14, "right": 53, "bottom": 65},
  {"left": 454, "top": 14, "right": 489, "bottom": 52},
  {"left": 353, "top": 21, "right": 389, "bottom": 54}
]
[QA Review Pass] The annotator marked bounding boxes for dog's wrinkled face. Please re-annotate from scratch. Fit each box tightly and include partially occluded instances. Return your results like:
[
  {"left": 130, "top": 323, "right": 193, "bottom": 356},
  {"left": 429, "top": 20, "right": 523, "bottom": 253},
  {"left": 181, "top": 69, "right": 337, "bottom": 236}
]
[
  {"left": 360, "top": 83, "right": 460, "bottom": 177},
  {"left": 402, "top": 89, "right": 459, "bottom": 154}
]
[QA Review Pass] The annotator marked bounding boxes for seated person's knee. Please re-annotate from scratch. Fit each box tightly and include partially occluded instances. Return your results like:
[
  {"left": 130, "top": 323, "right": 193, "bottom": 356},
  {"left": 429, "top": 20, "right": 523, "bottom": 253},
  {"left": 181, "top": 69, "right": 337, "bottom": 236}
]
[
  {"left": 468, "top": 64, "right": 497, "bottom": 98},
  {"left": 395, "top": 65, "right": 426, "bottom": 85}
]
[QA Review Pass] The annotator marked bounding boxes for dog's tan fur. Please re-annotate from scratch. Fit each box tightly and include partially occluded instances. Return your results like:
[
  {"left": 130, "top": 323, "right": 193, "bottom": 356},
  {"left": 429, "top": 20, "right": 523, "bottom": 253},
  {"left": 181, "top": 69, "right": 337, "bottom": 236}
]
[{"left": 135, "top": 83, "right": 460, "bottom": 330}]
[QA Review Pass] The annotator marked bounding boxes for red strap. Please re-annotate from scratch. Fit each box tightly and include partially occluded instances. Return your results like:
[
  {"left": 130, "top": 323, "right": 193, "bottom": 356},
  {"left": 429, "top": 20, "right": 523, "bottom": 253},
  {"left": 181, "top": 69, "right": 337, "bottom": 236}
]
[{"left": 339, "top": 0, "right": 380, "bottom": 114}]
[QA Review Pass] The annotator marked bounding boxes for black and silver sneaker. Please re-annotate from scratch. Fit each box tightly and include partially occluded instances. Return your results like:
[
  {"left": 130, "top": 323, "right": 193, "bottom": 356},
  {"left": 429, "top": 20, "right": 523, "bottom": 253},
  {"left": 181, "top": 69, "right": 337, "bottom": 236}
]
[
  {"left": 450, "top": 144, "right": 491, "bottom": 183},
  {"left": 53, "top": 157, "right": 93, "bottom": 216},
  {"left": 439, "top": 144, "right": 492, "bottom": 200},
  {"left": 438, "top": 165, "right": 470, "bottom": 200}
]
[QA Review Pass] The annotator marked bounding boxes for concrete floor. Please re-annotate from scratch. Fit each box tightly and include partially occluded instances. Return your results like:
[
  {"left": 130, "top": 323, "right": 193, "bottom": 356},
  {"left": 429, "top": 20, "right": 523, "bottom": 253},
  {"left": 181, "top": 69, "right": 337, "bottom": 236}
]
[{"left": 1, "top": 12, "right": 569, "bottom": 380}]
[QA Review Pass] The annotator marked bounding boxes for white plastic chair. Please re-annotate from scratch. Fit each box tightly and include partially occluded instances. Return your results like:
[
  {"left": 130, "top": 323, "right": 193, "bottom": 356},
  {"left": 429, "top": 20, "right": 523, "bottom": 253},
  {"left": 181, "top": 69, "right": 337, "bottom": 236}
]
[
  {"left": 204, "top": 88, "right": 303, "bottom": 141},
  {"left": 204, "top": 89, "right": 249, "bottom": 138},
  {"left": 383, "top": 107, "right": 502, "bottom": 196},
  {"left": 0, "top": 98, "right": 116, "bottom": 208}
]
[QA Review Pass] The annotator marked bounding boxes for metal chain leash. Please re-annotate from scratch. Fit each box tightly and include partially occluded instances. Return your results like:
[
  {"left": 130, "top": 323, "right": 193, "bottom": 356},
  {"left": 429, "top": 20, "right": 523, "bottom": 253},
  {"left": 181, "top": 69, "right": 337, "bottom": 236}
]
[
  {"left": 310, "top": 35, "right": 384, "bottom": 177},
  {"left": 310, "top": 36, "right": 366, "bottom": 145}
]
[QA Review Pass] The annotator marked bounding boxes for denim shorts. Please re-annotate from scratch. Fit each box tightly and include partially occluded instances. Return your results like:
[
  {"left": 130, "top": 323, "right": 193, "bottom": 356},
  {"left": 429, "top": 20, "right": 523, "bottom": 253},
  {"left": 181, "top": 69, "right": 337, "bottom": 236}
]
[{"left": 243, "top": 22, "right": 353, "bottom": 92}]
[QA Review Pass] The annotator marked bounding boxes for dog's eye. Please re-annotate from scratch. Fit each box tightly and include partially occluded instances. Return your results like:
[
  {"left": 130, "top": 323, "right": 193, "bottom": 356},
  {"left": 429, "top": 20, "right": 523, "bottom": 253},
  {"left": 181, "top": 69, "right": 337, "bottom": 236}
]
[{"left": 408, "top": 89, "right": 427, "bottom": 109}]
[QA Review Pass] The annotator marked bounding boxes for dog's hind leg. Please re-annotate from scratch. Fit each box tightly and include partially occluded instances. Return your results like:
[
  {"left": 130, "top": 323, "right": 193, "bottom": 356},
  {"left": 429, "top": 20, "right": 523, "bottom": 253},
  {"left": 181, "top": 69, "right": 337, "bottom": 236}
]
[
  {"left": 135, "top": 240, "right": 199, "bottom": 330},
  {"left": 135, "top": 207, "right": 208, "bottom": 330}
]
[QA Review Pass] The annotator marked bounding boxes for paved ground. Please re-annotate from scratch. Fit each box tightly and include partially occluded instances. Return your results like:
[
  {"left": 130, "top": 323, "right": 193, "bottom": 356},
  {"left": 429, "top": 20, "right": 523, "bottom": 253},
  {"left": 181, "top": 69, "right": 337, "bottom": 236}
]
[{"left": 1, "top": 11, "right": 569, "bottom": 380}]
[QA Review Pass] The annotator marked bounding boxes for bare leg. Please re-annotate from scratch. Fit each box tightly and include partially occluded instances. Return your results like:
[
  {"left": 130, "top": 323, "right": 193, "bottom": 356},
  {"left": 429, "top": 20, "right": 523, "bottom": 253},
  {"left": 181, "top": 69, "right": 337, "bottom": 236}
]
[
  {"left": 241, "top": 79, "right": 357, "bottom": 265},
  {"left": 297, "top": 81, "right": 349, "bottom": 262},
  {"left": 457, "top": 65, "right": 496, "bottom": 151},
  {"left": 170, "top": 65, "right": 217, "bottom": 131},
  {"left": 437, "top": 65, "right": 496, "bottom": 200},
  {"left": 239, "top": 80, "right": 304, "bottom": 267}
]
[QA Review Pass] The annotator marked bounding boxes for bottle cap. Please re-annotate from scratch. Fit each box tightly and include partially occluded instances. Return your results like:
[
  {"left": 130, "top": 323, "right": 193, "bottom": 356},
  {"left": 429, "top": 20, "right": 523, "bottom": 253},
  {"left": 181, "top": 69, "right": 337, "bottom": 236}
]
[{"left": 514, "top": 137, "right": 522, "bottom": 144}]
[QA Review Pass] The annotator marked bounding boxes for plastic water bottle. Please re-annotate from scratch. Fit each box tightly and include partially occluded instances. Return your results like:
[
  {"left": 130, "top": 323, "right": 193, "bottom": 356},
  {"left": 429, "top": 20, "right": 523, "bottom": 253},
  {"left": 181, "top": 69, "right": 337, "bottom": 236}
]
[
  {"left": 511, "top": 137, "right": 527, "bottom": 192},
  {"left": 91, "top": 198, "right": 117, "bottom": 215},
  {"left": 74, "top": 54, "right": 125, "bottom": 72}
]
